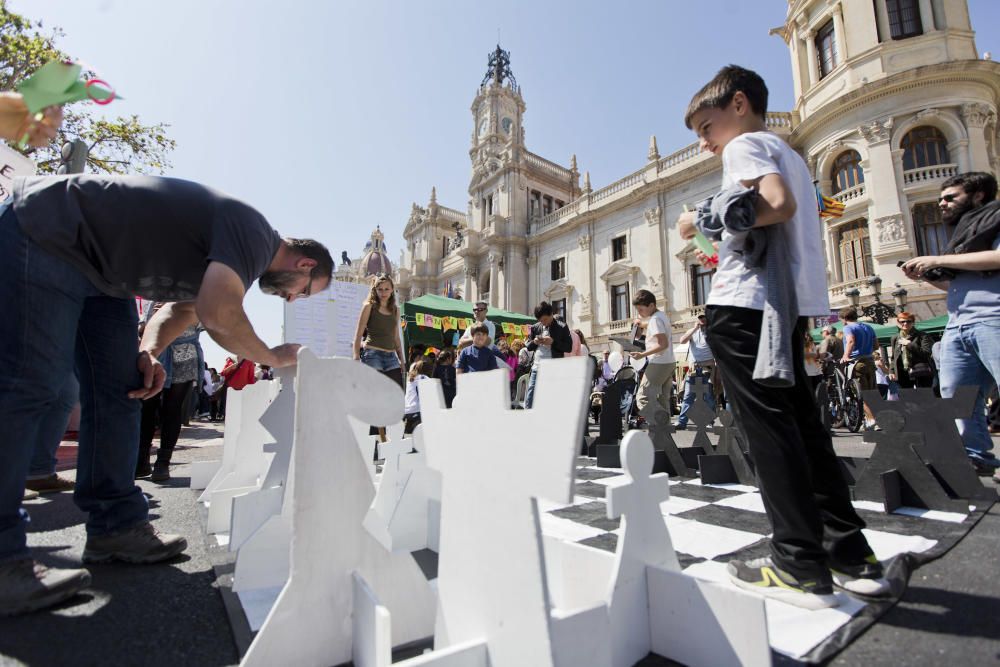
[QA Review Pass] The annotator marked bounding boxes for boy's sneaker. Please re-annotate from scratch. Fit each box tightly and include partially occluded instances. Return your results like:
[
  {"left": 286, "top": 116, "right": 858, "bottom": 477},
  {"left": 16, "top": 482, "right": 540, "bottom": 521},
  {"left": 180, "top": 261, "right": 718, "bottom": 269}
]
[
  {"left": 82, "top": 521, "right": 187, "bottom": 564},
  {"left": 830, "top": 554, "right": 891, "bottom": 597},
  {"left": 25, "top": 474, "right": 75, "bottom": 494},
  {"left": 727, "top": 557, "right": 839, "bottom": 610},
  {"left": 0, "top": 558, "right": 91, "bottom": 616},
  {"left": 23, "top": 488, "right": 39, "bottom": 501}
]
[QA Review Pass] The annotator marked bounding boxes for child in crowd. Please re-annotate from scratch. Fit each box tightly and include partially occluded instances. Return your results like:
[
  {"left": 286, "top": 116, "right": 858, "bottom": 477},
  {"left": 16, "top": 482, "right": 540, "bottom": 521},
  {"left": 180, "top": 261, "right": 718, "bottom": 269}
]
[
  {"left": 679, "top": 65, "right": 887, "bottom": 609},
  {"left": 404, "top": 357, "right": 435, "bottom": 434},
  {"left": 456, "top": 323, "right": 507, "bottom": 374},
  {"left": 433, "top": 348, "right": 457, "bottom": 408}
]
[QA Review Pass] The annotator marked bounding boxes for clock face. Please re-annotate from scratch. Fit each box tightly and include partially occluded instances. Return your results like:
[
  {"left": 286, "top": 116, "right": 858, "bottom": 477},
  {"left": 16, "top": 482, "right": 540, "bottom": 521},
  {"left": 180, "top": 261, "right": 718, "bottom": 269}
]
[
  {"left": 478, "top": 118, "right": 489, "bottom": 137},
  {"left": 501, "top": 117, "right": 513, "bottom": 134}
]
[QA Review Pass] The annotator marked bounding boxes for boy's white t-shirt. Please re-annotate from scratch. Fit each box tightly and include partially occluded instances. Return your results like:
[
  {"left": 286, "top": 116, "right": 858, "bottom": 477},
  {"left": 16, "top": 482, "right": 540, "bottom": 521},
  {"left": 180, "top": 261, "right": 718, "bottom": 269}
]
[
  {"left": 706, "top": 131, "right": 830, "bottom": 317},
  {"left": 644, "top": 310, "right": 676, "bottom": 364},
  {"left": 404, "top": 374, "right": 428, "bottom": 415}
]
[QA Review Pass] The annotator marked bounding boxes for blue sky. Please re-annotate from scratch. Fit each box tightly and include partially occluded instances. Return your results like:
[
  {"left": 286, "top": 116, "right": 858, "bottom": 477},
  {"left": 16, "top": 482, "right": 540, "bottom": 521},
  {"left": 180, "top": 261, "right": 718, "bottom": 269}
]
[{"left": 17, "top": 0, "right": 1000, "bottom": 368}]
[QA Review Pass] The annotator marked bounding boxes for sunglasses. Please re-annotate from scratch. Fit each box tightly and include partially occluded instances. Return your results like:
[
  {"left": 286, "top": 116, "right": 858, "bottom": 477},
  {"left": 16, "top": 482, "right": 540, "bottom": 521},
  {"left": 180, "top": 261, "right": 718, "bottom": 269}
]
[
  {"left": 473, "top": 308, "right": 486, "bottom": 312},
  {"left": 898, "top": 319, "right": 914, "bottom": 324},
  {"left": 938, "top": 194, "right": 959, "bottom": 203}
]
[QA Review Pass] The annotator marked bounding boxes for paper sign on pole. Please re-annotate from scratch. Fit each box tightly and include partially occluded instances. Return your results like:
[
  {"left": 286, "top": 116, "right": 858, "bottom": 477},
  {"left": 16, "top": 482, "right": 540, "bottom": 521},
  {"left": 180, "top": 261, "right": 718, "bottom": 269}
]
[{"left": 0, "top": 144, "right": 36, "bottom": 204}]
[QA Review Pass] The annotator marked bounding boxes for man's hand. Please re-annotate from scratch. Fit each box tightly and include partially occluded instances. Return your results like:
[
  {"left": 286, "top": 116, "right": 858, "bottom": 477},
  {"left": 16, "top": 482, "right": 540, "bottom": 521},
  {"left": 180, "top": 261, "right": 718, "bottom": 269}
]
[
  {"left": 840, "top": 355, "right": 850, "bottom": 365},
  {"left": 629, "top": 351, "right": 645, "bottom": 360},
  {"left": 130, "top": 351, "right": 166, "bottom": 400},
  {"left": 901, "top": 256, "right": 939, "bottom": 280},
  {"left": 694, "top": 244, "right": 719, "bottom": 268},
  {"left": 678, "top": 211, "right": 697, "bottom": 240},
  {"left": 537, "top": 335, "right": 553, "bottom": 346},
  {"left": 269, "top": 343, "right": 302, "bottom": 368},
  {"left": 0, "top": 94, "right": 63, "bottom": 147}
]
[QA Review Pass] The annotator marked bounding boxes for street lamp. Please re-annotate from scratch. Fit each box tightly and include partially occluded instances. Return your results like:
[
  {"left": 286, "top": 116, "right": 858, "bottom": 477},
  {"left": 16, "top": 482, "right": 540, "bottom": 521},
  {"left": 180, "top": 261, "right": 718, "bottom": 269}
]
[
  {"left": 891, "top": 283, "right": 908, "bottom": 313},
  {"left": 859, "top": 275, "right": 896, "bottom": 324},
  {"left": 844, "top": 287, "right": 860, "bottom": 308}
]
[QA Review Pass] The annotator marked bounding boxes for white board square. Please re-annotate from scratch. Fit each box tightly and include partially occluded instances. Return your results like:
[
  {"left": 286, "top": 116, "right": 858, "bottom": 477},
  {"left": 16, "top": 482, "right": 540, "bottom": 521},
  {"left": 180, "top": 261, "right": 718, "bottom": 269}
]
[
  {"left": 540, "top": 513, "right": 610, "bottom": 543},
  {"left": 666, "top": 520, "right": 762, "bottom": 560},
  {"left": 862, "top": 528, "right": 937, "bottom": 561},
  {"left": 658, "top": 495, "right": 709, "bottom": 516},
  {"left": 893, "top": 506, "right": 968, "bottom": 523},
  {"left": 714, "top": 492, "right": 766, "bottom": 514}
]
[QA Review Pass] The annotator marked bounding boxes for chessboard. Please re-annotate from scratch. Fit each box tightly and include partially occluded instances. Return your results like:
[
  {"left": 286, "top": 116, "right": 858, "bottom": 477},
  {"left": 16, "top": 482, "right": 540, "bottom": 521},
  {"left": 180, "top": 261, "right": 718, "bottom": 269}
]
[{"left": 533, "top": 456, "right": 991, "bottom": 664}]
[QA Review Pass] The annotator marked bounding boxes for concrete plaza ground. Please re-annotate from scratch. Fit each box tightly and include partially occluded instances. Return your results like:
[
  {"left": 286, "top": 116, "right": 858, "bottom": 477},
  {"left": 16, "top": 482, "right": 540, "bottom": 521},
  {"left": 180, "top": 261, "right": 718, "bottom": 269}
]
[{"left": 0, "top": 421, "right": 997, "bottom": 666}]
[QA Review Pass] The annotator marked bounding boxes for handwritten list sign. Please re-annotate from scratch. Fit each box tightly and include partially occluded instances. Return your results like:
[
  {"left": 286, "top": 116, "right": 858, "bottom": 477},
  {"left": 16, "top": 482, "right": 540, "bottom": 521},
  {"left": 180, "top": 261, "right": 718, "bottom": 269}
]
[
  {"left": 283, "top": 280, "right": 373, "bottom": 357},
  {"left": 0, "top": 144, "right": 36, "bottom": 204}
]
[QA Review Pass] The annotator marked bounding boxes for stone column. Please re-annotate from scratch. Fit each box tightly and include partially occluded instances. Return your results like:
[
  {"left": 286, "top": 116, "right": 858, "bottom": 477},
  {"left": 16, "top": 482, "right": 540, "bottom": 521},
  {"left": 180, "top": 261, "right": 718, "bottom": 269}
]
[
  {"left": 832, "top": 4, "right": 847, "bottom": 63},
  {"left": 488, "top": 252, "right": 499, "bottom": 308},
  {"left": 917, "top": 0, "right": 935, "bottom": 31},
  {"left": 462, "top": 259, "right": 475, "bottom": 303},
  {"left": 962, "top": 103, "right": 995, "bottom": 172},
  {"left": 644, "top": 206, "right": 665, "bottom": 301},
  {"left": 803, "top": 30, "right": 818, "bottom": 86},
  {"left": 527, "top": 249, "right": 538, "bottom": 313},
  {"left": 874, "top": 0, "right": 891, "bottom": 42},
  {"left": 859, "top": 116, "right": 910, "bottom": 279},
  {"left": 576, "top": 234, "right": 593, "bottom": 332},
  {"left": 508, "top": 245, "right": 528, "bottom": 315}
]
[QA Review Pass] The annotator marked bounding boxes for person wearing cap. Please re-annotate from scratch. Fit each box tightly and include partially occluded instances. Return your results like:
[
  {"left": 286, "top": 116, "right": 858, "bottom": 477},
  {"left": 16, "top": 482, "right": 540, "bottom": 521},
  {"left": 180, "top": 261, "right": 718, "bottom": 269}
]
[{"left": 675, "top": 314, "right": 715, "bottom": 430}]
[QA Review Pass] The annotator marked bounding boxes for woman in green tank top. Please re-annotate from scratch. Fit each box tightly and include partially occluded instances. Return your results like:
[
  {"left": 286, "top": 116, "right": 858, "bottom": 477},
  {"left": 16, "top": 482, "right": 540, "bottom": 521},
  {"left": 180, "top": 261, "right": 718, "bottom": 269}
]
[{"left": 352, "top": 274, "right": 404, "bottom": 388}]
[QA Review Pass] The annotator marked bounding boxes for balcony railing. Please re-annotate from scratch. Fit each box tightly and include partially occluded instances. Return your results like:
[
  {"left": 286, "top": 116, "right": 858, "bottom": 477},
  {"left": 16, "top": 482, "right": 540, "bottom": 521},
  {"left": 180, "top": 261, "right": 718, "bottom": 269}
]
[
  {"left": 832, "top": 182, "right": 866, "bottom": 203},
  {"left": 902, "top": 163, "right": 957, "bottom": 187},
  {"left": 525, "top": 152, "right": 572, "bottom": 180},
  {"left": 608, "top": 319, "right": 632, "bottom": 333}
]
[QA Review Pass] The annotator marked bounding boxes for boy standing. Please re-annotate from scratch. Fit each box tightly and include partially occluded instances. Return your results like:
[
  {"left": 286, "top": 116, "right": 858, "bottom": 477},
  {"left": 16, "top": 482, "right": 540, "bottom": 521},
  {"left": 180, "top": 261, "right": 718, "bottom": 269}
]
[
  {"left": 456, "top": 323, "right": 507, "bottom": 374},
  {"left": 679, "top": 66, "right": 887, "bottom": 609}
]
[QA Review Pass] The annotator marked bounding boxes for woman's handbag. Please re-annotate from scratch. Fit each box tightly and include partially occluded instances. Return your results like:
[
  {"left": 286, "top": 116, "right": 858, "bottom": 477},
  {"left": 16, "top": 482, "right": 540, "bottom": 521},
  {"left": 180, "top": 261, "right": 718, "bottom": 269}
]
[{"left": 909, "top": 362, "right": 934, "bottom": 380}]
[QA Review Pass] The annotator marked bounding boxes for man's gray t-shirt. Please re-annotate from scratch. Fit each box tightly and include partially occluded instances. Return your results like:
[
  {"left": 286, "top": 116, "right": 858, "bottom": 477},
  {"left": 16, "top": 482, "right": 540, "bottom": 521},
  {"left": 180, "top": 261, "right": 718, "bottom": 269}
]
[
  {"left": 945, "top": 234, "right": 1000, "bottom": 327},
  {"left": 13, "top": 175, "right": 281, "bottom": 301}
]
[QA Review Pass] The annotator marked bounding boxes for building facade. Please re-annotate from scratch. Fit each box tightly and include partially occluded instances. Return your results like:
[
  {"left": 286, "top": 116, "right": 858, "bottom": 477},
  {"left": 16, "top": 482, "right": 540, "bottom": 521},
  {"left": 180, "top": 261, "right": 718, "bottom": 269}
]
[{"left": 396, "top": 0, "right": 999, "bottom": 347}]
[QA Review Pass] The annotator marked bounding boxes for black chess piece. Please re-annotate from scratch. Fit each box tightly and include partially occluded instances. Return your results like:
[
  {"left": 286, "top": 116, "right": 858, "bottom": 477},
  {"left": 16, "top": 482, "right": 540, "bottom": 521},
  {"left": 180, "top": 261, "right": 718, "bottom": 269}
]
[
  {"left": 702, "top": 410, "right": 756, "bottom": 485},
  {"left": 648, "top": 411, "right": 697, "bottom": 478},
  {"left": 862, "top": 387, "right": 994, "bottom": 502},
  {"left": 686, "top": 377, "right": 718, "bottom": 456},
  {"left": 852, "top": 410, "right": 968, "bottom": 513}
]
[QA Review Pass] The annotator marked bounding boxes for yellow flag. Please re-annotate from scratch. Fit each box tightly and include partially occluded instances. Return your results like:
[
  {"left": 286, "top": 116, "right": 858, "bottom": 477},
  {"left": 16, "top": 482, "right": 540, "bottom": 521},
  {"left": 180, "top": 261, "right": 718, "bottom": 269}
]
[{"left": 431, "top": 316, "right": 442, "bottom": 329}]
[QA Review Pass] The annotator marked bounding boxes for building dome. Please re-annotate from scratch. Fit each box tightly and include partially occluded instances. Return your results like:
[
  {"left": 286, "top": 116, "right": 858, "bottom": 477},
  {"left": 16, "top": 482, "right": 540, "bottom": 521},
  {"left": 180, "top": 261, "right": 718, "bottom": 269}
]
[{"left": 359, "top": 226, "right": 392, "bottom": 278}]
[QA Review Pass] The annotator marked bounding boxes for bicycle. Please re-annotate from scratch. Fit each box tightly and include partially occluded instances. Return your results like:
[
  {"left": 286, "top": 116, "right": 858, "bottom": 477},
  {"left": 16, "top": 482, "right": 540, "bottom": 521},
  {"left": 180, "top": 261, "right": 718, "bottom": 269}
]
[{"left": 818, "top": 358, "right": 864, "bottom": 433}]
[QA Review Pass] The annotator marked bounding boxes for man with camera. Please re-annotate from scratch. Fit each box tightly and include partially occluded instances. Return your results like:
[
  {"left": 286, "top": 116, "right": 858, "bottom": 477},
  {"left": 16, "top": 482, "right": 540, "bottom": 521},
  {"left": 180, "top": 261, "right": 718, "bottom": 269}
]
[{"left": 901, "top": 172, "right": 1000, "bottom": 478}]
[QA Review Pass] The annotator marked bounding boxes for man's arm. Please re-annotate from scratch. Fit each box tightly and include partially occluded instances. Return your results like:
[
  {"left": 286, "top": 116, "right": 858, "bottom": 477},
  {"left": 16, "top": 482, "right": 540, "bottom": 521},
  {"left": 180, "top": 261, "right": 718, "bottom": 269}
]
[
  {"left": 457, "top": 327, "right": 474, "bottom": 351},
  {"left": 195, "top": 262, "right": 299, "bottom": 368},
  {"left": 841, "top": 331, "right": 855, "bottom": 364},
  {"left": 679, "top": 324, "right": 699, "bottom": 344},
  {"left": 139, "top": 302, "right": 199, "bottom": 358},
  {"left": 902, "top": 249, "right": 1000, "bottom": 287},
  {"left": 739, "top": 173, "right": 797, "bottom": 228}
]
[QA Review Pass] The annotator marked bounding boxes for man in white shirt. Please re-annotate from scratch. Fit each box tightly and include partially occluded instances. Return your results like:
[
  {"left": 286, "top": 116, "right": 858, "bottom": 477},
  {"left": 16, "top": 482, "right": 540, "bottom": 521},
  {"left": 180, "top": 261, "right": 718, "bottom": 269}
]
[{"left": 457, "top": 301, "right": 495, "bottom": 351}]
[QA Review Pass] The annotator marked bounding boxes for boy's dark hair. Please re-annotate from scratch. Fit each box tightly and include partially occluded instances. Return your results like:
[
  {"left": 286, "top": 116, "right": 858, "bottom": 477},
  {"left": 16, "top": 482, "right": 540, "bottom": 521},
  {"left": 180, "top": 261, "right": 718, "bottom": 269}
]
[
  {"left": 839, "top": 307, "right": 859, "bottom": 322},
  {"left": 684, "top": 65, "right": 769, "bottom": 129},
  {"left": 285, "top": 238, "right": 334, "bottom": 282},
  {"left": 534, "top": 301, "right": 554, "bottom": 319},
  {"left": 470, "top": 323, "right": 489, "bottom": 337},
  {"left": 632, "top": 289, "right": 657, "bottom": 307},
  {"left": 941, "top": 172, "right": 998, "bottom": 204}
]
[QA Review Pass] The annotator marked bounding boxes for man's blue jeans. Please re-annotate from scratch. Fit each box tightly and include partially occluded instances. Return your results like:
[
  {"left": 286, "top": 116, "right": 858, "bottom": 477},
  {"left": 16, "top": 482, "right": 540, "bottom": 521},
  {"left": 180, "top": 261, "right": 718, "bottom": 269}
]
[
  {"left": 524, "top": 365, "right": 540, "bottom": 409},
  {"left": 675, "top": 367, "right": 715, "bottom": 427},
  {"left": 938, "top": 321, "right": 1000, "bottom": 461},
  {"left": 0, "top": 206, "right": 148, "bottom": 562},
  {"left": 27, "top": 373, "right": 79, "bottom": 479}
]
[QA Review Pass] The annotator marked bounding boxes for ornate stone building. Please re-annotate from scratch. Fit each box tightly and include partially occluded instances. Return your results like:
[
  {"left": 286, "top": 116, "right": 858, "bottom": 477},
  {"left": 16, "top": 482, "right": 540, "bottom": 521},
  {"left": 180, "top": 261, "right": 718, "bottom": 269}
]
[{"left": 396, "top": 0, "right": 999, "bottom": 347}]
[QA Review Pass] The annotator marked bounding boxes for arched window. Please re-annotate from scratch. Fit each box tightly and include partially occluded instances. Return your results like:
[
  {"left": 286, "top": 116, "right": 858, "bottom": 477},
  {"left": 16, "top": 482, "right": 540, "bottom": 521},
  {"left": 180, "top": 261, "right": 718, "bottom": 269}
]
[
  {"left": 912, "top": 202, "right": 952, "bottom": 256},
  {"left": 837, "top": 220, "right": 873, "bottom": 282},
  {"left": 901, "top": 126, "right": 950, "bottom": 171},
  {"left": 830, "top": 150, "right": 864, "bottom": 194}
]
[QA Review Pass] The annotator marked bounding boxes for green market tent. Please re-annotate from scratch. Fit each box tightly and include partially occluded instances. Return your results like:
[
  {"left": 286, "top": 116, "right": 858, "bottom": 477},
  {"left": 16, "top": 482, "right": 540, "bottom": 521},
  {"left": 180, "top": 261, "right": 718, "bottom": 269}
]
[
  {"left": 401, "top": 294, "right": 535, "bottom": 350},
  {"left": 809, "top": 314, "right": 949, "bottom": 344}
]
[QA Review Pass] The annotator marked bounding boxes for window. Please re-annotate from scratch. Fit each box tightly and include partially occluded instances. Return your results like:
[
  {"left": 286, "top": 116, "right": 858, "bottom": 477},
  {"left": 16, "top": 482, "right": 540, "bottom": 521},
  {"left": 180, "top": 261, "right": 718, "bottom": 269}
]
[
  {"left": 831, "top": 150, "right": 864, "bottom": 194},
  {"left": 487, "top": 194, "right": 494, "bottom": 216},
  {"left": 837, "top": 220, "right": 873, "bottom": 282},
  {"left": 543, "top": 195, "right": 553, "bottom": 216},
  {"left": 901, "top": 126, "right": 950, "bottom": 171},
  {"left": 552, "top": 298, "right": 567, "bottom": 321},
  {"left": 815, "top": 20, "right": 839, "bottom": 79},
  {"left": 529, "top": 190, "right": 541, "bottom": 217},
  {"left": 555, "top": 200, "right": 565, "bottom": 210},
  {"left": 550, "top": 257, "right": 566, "bottom": 281},
  {"left": 912, "top": 202, "right": 952, "bottom": 256},
  {"left": 690, "top": 265, "right": 715, "bottom": 306},
  {"left": 887, "top": 0, "right": 922, "bottom": 39},
  {"left": 611, "top": 283, "right": 630, "bottom": 321},
  {"left": 612, "top": 235, "right": 628, "bottom": 262}
]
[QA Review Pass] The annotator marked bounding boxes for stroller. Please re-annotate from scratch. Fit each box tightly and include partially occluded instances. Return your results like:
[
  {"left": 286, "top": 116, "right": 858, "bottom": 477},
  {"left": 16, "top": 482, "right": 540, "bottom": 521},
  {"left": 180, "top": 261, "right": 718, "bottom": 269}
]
[{"left": 590, "top": 360, "right": 643, "bottom": 430}]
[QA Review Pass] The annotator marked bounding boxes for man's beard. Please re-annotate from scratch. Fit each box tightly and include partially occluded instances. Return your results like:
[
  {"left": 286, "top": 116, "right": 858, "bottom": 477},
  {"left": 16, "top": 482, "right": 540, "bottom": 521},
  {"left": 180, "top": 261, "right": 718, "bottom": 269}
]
[
  {"left": 942, "top": 200, "right": 975, "bottom": 225},
  {"left": 259, "top": 269, "right": 302, "bottom": 293}
]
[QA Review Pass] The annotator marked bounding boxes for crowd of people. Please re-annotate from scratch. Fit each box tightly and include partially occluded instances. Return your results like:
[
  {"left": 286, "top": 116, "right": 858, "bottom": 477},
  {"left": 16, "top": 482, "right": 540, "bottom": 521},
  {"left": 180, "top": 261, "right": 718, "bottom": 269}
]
[{"left": 2, "top": 60, "right": 998, "bottom": 625}]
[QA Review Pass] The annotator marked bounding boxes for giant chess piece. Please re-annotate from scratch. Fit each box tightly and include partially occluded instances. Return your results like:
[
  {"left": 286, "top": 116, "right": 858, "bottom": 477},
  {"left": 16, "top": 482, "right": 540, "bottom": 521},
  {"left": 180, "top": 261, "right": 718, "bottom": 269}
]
[
  {"left": 862, "top": 387, "right": 994, "bottom": 502},
  {"left": 648, "top": 410, "right": 697, "bottom": 478},
  {"left": 685, "top": 376, "right": 717, "bottom": 456},
  {"left": 704, "top": 410, "right": 756, "bottom": 485},
  {"left": 852, "top": 410, "right": 968, "bottom": 513}
]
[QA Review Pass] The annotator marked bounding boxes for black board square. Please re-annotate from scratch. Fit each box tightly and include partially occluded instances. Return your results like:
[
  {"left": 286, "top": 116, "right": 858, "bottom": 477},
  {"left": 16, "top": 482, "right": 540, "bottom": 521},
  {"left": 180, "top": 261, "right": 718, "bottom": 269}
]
[
  {"left": 668, "top": 482, "right": 744, "bottom": 503},
  {"left": 576, "top": 467, "right": 623, "bottom": 482},
  {"left": 551, "top": 501, "right": 620, "bottom": 532},
  {"left": 674, "top": 504, "right": 772, "bottom": 536},
  {"left": 574, "top": 481, "right": 610, "bottom": 499},
  {"left": 577, "top": 532, "right": 618, "bottom": 553}
]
